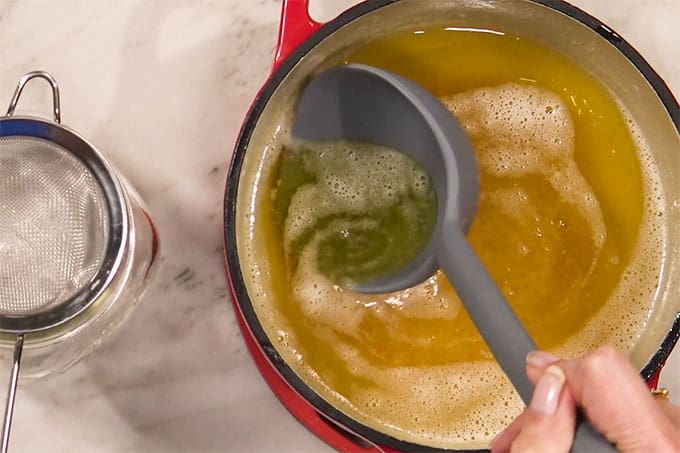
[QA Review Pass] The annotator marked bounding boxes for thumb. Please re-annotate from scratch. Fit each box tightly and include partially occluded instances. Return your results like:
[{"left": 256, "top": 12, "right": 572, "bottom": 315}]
[{"left": 557, "top": 346, "right": 678, "bottom": 452}]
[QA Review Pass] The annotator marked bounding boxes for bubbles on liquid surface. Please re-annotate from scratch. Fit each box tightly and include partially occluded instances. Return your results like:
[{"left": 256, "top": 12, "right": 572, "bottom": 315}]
[
  {"left": 243, "top": 82, "right": 667, "bottom": 449},
  {"left": 442, "top": 84, "right": 606, "bottom": 249}
]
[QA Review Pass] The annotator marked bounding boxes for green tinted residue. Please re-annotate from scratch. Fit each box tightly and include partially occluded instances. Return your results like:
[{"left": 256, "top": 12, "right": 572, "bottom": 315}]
[{"left": 272, "top": 141, "right": 437, "bottom": 287}]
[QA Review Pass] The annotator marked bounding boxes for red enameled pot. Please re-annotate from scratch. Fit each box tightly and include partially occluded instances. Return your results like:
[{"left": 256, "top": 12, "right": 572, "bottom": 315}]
[{"left": 223, "top": 1, "right": 680, "bottom": 451}]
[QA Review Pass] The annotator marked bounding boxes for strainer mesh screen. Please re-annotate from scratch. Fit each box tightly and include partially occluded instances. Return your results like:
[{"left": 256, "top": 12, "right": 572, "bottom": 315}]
[{"left": 0, "top": 136, "right": 110, "bottom": 316}]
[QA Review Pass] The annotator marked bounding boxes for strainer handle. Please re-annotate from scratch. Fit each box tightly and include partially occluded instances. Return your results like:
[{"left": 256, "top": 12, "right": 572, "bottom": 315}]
[
  {"left": 1, "top": 334, "right": 23, "bottom": 453},
  {"left": 6, "top": 71, "right": 61, "bottom": 123}
]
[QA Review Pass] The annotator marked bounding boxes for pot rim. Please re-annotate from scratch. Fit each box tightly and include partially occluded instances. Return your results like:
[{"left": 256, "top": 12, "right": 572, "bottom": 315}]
[{"left": 223, "top": 1, "right": 680, "bottom": 451}]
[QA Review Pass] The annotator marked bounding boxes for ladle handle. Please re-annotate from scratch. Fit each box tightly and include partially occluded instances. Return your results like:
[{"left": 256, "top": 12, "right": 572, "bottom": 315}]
[
  {"left": 439, "top": 231, "right": 617, "bottom": 452},
  {"left": 438, "top": 229, "right": 536, "bottom": 403},
  {"left": 1, "top": 334, "right": 23, "bottom": 453}
]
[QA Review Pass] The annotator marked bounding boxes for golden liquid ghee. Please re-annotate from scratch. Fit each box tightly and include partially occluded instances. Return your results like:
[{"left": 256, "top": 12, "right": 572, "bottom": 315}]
[{"left": 245, "top": 28, "right": 664, "bottom": 448}]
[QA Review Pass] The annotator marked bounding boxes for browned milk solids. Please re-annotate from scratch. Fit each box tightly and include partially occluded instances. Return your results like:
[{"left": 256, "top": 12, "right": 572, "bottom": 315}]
[{"left": 241, "top": 28, "right": 665, "bottom": 449}]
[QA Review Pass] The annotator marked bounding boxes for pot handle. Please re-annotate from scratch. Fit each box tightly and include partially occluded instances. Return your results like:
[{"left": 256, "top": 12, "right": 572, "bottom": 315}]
[{"left": 274, "top": 0, "right": 322, "bottom": 71}]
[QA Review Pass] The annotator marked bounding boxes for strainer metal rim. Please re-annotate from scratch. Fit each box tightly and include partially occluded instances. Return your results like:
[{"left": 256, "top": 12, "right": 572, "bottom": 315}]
[{"left": 0, "top": 115, "right": 128, "bottom": 333}]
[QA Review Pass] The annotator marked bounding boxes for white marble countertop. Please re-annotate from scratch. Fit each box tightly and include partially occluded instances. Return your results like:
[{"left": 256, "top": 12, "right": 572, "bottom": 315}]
[{"left": 0, "top": 1, "right": 678, "bottom": 451}]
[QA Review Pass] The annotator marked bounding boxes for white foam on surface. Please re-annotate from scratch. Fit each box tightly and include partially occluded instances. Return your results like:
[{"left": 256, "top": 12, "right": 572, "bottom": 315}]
[
  {"left": 442, "top": 84, "right": 606, "bottom": 249},
  {"left": 242, "top": 83, "right": 666, "bottom": 449}
]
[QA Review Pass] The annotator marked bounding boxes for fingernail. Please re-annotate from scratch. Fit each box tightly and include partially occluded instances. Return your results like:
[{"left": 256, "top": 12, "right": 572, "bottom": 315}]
[
  {"left": 526, "top": 350, "right": 559, "bottom": 369},
  {"left": 529, "top": 365, "right": 565, "bottom": 415}
]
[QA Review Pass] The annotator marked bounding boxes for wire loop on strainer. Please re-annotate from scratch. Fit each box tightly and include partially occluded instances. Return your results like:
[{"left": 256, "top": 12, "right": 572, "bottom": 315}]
[{"left": 7, "top": 72, "right": 61, "bottom": 123}]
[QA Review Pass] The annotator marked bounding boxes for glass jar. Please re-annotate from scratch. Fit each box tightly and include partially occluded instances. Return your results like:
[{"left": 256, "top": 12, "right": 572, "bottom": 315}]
[{"left": 0, "top": 71, "right": 160, "bottom": 378}]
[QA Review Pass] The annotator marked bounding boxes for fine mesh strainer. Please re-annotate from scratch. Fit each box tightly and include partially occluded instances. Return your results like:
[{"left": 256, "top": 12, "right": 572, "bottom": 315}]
[{"left": 0, "top": 72, "right": 128, "bottom": 452}]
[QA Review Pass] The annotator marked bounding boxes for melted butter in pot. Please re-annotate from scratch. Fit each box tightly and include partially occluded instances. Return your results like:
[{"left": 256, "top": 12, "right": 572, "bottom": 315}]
[{"left": 244, "top": 28, "right": 666, "bottom": 449}]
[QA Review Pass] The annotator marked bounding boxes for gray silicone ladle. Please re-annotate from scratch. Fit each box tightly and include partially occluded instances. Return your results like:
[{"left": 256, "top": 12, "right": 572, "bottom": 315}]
[{"left": 292, "top": 63, "right": 616, "bottom": 452}]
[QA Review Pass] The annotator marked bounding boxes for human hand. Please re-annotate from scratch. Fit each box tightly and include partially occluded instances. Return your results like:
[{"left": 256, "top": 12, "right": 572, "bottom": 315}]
[{"left": 490, "top": 346, "right": 680, "bottom": 453}]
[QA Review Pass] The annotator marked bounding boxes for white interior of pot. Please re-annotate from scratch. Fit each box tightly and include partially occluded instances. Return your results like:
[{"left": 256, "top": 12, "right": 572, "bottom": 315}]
[{"left": 237, "top": 0, "right": 679, "bottom": 377}]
